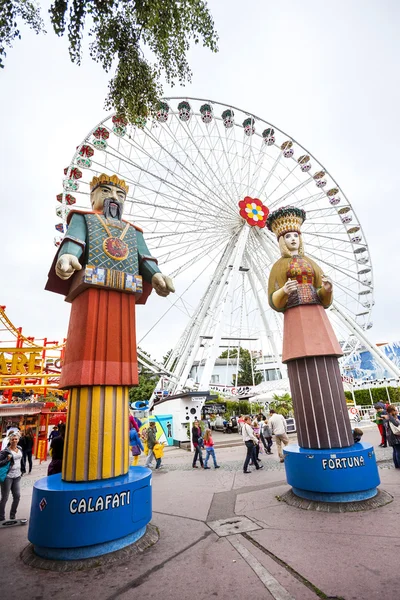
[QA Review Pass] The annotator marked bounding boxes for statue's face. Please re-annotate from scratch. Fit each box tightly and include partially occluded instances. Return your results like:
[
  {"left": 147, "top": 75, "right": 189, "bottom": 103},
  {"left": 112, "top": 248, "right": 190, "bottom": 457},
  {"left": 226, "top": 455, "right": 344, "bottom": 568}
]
[
  {"left": 284, "top": 231, "right": 300, "bottom": 253},
  {"left": 91, "top": 184, "right": 126, "bottom": 213}
]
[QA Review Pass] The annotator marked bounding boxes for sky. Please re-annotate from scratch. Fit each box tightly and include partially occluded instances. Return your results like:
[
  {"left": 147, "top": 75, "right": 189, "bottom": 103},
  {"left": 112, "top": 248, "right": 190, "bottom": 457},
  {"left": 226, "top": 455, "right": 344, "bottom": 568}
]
[{"left": 1, "top": 0, "right": 400, "bottom": 362}]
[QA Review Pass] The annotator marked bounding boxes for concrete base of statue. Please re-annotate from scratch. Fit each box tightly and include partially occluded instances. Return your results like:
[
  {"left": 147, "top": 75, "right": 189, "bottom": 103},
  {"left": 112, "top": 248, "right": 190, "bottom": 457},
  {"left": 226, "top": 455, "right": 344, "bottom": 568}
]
[
  {"left": 283, "top": 442, "right": 380, "bottom": 503},
  {"left": 28, "top": 467, "right": 151, "bottom": 560}
]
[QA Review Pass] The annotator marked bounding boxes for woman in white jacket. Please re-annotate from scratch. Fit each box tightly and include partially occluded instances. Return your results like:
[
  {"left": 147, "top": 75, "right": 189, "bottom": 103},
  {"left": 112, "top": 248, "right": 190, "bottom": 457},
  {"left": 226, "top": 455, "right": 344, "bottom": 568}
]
[{"left": 242, "top": 416, "right": 263, "bottom": 474}]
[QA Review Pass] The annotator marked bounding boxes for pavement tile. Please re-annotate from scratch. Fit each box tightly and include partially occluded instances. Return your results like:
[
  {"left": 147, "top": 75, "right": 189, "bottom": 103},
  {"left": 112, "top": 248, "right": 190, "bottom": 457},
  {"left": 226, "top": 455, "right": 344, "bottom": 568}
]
[
  {"left": 247, "top": 527, "right": 399, "bottom": 600},
  {"left": 235, "top": 484, "right": 289, "bottom": 515},
  {"left": 232, "top": 464, "right": 286, "bottom": 489},
  {"left": 239, "top": 486, "right": 400, "bottom": 538},
  {"left": 207, "top": 516, "right": 261, "bottom": 537},
  {"left": 116, "top": 533, "right": 274, "bottom": 600},
  {"left": 237, "top": 534, "right": 320, "bottom": 600}
]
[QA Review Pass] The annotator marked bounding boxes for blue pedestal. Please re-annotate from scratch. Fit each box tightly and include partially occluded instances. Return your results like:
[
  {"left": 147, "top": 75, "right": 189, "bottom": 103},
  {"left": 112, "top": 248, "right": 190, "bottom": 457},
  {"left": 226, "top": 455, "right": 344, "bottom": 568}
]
[
  {"left": 28, "top": 467, "right": 152, "bottom": 560},
  {"left": 283, "top": 442, "right": 380, "bottom": 503}
]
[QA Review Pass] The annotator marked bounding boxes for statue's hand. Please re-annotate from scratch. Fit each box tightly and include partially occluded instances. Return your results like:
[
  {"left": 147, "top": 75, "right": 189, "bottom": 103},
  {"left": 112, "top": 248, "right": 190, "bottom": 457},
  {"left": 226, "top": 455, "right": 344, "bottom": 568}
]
[
  {"left": 152, "top": 273, "right": 175, "bottom": 297},
  {"left": 283, "top": 279, "right": 298, "bottom": 295},
  {"left": 321, "top": 276, "right": 333, "bottom": 293},
  {"left": 56, "top": 254, "right": 82, "bottom": 280}
]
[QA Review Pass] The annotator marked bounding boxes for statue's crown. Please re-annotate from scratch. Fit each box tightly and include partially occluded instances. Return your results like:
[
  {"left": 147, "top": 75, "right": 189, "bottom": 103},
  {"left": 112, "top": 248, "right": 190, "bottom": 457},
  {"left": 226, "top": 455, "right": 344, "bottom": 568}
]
[
  {"left": 266, "top": 207, "right": 306, "bottom": 238},
  {"left": 90, "top": 173, "right": 129, "bottom": 194}
]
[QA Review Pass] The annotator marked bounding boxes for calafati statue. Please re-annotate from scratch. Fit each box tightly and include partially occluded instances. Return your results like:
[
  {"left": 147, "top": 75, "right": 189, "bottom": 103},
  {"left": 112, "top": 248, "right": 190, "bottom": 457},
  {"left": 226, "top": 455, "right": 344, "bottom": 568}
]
[
  {"left": 46, "top": 173, "right": 174, "bottom": 482},
  {"left": 267, "top": 207, "right": 352, "bottom": 449}
]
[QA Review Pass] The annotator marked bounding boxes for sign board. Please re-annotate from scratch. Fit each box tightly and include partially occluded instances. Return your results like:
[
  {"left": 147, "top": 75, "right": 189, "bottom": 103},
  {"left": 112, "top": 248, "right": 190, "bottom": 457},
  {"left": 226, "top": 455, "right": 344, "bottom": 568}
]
[
  {"left": 131, "top": 401, "right": 149, "bottom": 410},
  {"left": 209, "top": 384, "right": 257, "bottom": 398},
  {"left": 202, "top": 403, "right": 226, "bottom": 415},
  {"left": 0, "top": 350, "right": 42, "bottom": 375},
  {"left": 193, "top": 396, "right": 207, "bottom": 402},
  {"left": 37, "top": 439, "right": 47, "bottom": 463}
]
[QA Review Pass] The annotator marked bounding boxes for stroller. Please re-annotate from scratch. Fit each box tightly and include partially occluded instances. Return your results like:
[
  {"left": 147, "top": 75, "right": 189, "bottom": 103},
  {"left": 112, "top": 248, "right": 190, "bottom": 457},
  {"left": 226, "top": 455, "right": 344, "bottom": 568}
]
[{"left": 224, "top": 416, "right": 238, "bottom": 434}]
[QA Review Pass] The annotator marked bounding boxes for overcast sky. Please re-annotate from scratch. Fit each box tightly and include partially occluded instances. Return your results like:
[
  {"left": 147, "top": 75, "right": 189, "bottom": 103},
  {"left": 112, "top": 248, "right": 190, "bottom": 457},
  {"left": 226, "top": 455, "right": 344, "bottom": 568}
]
[{"left": 1, "top": 0, "right": 399, "bottom": 361}]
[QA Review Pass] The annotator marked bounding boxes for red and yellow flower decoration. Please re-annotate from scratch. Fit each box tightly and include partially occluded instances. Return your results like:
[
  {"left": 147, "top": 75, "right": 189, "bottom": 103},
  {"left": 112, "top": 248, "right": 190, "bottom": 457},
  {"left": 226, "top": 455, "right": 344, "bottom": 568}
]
[{"left": 238, "top": 197, "right": 269, "bottom": 228}]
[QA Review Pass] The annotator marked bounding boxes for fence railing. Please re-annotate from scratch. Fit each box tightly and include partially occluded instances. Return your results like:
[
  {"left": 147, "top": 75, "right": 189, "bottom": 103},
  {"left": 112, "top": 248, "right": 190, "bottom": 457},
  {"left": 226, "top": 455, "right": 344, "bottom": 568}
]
[{"left": 348, "top": 403, "right": 400, "bottom": 424}]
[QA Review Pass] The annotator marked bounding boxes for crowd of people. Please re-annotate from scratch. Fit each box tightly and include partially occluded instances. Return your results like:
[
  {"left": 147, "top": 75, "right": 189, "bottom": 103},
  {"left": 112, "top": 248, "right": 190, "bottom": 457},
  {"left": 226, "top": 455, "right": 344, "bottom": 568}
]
[
  {"left": 190, "top": 410, "right": 289, "bottom": 473},
  {"left": 373, "top": 402, "right": 400, "bottom": 469},
  {"left": 1, "top": 403, "right": 398, "bottom": 523}
]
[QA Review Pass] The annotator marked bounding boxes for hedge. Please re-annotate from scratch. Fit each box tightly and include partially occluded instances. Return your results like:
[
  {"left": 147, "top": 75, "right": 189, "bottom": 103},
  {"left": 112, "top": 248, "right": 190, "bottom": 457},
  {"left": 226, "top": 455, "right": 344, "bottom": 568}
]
[{"left": 344, "top": 386, "right": 400, "bottom": 405}]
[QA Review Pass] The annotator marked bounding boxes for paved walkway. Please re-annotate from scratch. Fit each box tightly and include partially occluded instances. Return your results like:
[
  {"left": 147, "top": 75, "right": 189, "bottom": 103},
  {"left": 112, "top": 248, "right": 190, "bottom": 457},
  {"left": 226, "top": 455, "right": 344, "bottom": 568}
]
[{"left": 1, "top": 426, "right": 398, "bottom": 599}]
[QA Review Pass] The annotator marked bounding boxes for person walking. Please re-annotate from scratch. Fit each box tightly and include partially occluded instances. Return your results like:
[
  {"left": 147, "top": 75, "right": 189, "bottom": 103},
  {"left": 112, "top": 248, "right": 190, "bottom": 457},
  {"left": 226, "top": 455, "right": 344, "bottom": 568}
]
[
  {"left": 237, "top": 415, "right": 245, "bottom": 434},
  {"left": 48, "top": 426, "right": 60, "bottom": 443},
  {"left": 269, "top": 409, "right": 289, "bottom": 463},
  {"left": 251, "top": 420, "right": 262, "bottom": 464},
  {"left": 258, "top": 415, "right": 269, "bottom": 452},
  {"left": 203, "top": 429, "right": 220, "bottom": 469},
  {"left": 129, "top": 414, "right": 140, "bottom": 433},
  {"left": 153, "top": 441, "right": 164, "bottom": 469},
  {"left": 262, "top": 419, "right": 273, "bottom": 454},
  {"left": 242, "top": 416, "right": 263, "bottom": 474},
  {"left": 1, "top": 427, "right": 20, "bottom": 450},
  {"left": 0, "top": 433, "right": 22, "bottom": 521},
  {"left": 21, "top": 429, "right": 34, "bottom": 474},
  {"left": 374, "top": 403, "right": 387, "bottom": 447},
  {"left": 145, "top": 422, "right": 158, "bottom": 468},
  {"left": 47, "top": 424, "right": 65, "bottom": 476},
  {"left": 385, "top": 405, "right": 400, "bottom": 469},
  {"left": 192, "top": 420, "right": 204, "bottom": 468},
  {"left": 129, "top": 425, "right": 144, "bottom": 466}
]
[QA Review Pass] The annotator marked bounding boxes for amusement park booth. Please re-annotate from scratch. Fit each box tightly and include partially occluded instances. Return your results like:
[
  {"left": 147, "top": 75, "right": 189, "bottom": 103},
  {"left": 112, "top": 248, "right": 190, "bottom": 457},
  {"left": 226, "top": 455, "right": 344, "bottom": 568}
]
[
  {"left": 0, "top": 402, "right": 44, "bottom": 451},
  {"left": 152, "top": 391, "right": 218, "bottom": 445},
  {"left": 0, "top": 402, "right": 67, "bottom": 459}
]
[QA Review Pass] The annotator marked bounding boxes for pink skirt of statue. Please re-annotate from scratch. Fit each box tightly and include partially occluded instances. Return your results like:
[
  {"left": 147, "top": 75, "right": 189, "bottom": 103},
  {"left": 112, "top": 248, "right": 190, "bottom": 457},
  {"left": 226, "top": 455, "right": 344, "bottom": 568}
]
[{"left": 282, "top": 304, "right": 342, "bottom": 363}]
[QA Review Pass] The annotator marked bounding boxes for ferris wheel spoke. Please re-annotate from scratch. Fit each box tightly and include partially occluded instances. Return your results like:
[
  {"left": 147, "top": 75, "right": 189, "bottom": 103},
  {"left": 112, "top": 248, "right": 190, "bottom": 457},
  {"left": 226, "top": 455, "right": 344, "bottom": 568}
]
[
  {"left": 213, "top": 120, "right": 242, "bottom": 201},
  {"left": 138, "top": 245, "right": 226, "bottom": 345},
  {"left": 145, "top": 226, "right": 229, "bottom": 241},
  {"left": 305, "top": 240, "right": 365, "bottom": 259},
  {"left": 306, "top": 206, "right": 346, "bottom": 215},
  {"left": 184, "top": 115, "right": 241, "bottom": 207},
  {"left": 121, "top": 133, "right": 226, "bottom": 217},
  {"left": 249, "top": 154, "right": 267, "bottom": 197},
  {"left": 99, "top": 143, "right": 230, "bottom": 223},
  {"left": 256, "top": 150, "right": 284, "bottom": 200},
  {"left": 142, "top": 131, "right": 231, "bottom": 220},
  {"left": 268, "top": 175, "right": 314, "bottom": 208},
  {"left": 151, "top": 232, "right": 225, "bottom": 257},
  {"left": 160, "top": 114, "right": 239, "bottom": 218},
  {"left": 237, "top": 133, "right": 257, "bottom": 199},
  {"left": 303, "top": 231, "right": 361, "bottom": 246},
  {"left": 277, "top": 191, "right": 328, "bottom": 211},
  {"left": 265, "top": 158, "right": 305, "bottom": 201},
  {"left": 331, "top": 292, "right": 367, "bottom": 316},
  {"left": 92, "top": 148, "right": 224, "bottom": 218},
  {"left": 302, "top": 226, "right": 351, "bottom": 235},
  {"left": 305, "top": 250, "right": 370, "bottom": 288},
  {"left": 156, "top": 231, "right": 231, "bottom": 268}
]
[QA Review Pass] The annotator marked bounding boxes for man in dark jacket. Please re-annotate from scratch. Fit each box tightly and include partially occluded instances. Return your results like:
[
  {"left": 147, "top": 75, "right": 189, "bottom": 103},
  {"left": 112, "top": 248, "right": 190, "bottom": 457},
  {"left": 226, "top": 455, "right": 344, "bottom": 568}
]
[
  {"left": 145, "top": 422, "right": 158, "bottom": 468},
  {"left": 192, "top": 420, "right": 204, "bottom": 468},
  {"left": 47, "top": 424, "right": 65, "bottom": 476},
  {"left": 385, "top": 405, "right": 400, "bottom": 468}
]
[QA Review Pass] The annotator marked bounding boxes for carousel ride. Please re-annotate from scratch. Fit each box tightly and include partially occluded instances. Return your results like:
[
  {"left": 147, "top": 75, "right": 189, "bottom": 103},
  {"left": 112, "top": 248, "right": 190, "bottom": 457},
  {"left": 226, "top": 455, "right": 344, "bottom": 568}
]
[
  {"left": 55, "top": 98, "right": 400, "bottom": 404},
  {"left": 0, "top": 305, "right": 65, "bottom": 399}
]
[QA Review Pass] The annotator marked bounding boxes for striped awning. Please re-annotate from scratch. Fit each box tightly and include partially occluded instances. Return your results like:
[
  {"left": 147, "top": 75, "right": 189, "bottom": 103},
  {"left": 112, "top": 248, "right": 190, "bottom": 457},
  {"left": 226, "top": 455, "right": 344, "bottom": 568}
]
[{"left": 0, "top": 403, "right": 44, "bottom": 417}]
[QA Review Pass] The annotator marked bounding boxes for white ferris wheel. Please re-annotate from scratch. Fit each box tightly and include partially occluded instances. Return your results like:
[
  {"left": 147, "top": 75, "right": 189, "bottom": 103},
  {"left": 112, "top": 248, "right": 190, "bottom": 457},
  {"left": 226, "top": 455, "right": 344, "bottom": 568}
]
[{"left": 55, "top": 97, "right": 400, "bottom": 394}]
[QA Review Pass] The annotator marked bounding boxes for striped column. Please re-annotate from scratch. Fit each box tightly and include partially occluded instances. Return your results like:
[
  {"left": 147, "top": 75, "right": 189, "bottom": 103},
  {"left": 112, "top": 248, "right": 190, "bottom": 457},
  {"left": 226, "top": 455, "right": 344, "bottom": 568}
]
[
  {"left": 287, "top": 356, "right": 353, "bottom": 449},
  {"left": 62, "top": 386, "right": 130, "bottom": 482}
]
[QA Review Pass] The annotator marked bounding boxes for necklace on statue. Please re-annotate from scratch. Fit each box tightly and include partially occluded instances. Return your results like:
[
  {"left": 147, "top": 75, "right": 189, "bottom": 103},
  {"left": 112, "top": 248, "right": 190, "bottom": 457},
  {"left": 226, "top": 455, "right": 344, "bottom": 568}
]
[{"left": 95, "top": 214, "right": 130, "bottom": 261}]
